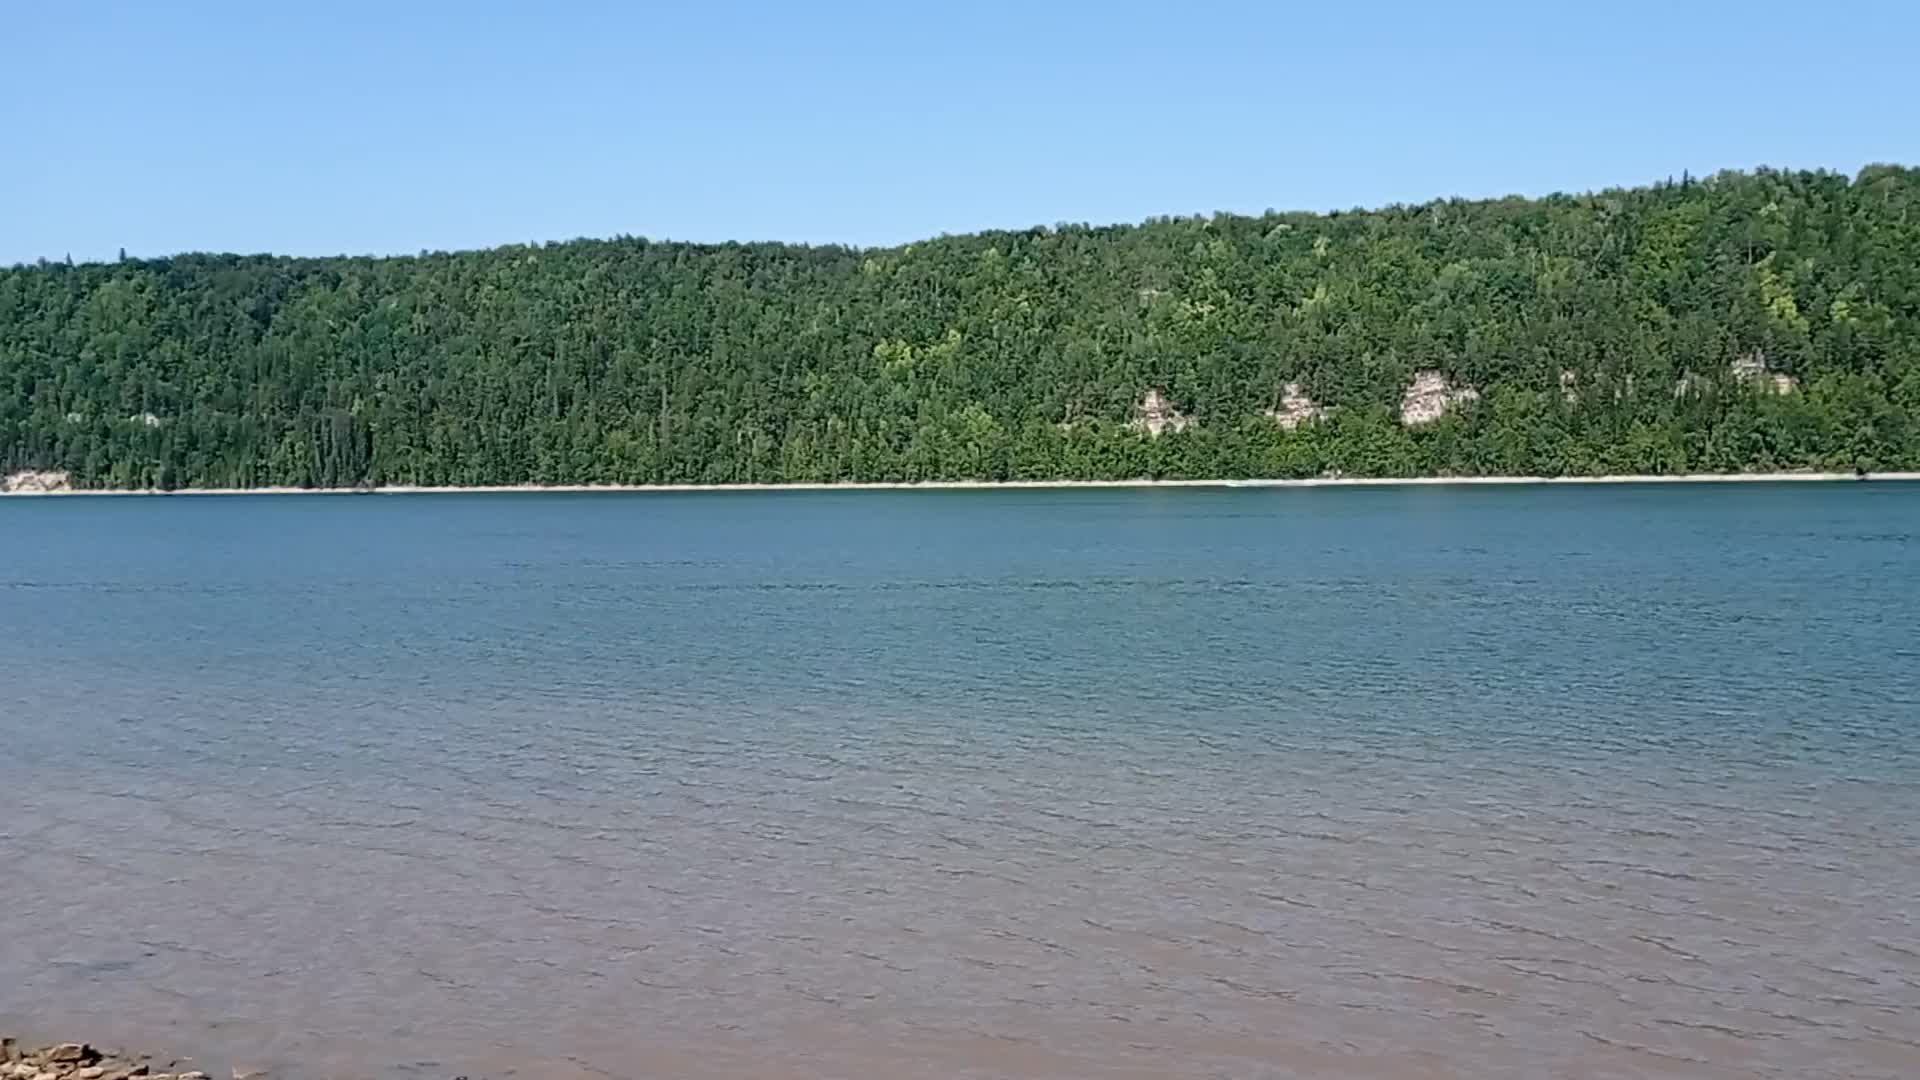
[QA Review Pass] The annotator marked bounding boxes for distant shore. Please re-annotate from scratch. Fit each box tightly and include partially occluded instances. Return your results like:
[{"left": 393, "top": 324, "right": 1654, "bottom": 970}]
[{"left": 7, "top": 471, "right": 1920, "bottom": 496}]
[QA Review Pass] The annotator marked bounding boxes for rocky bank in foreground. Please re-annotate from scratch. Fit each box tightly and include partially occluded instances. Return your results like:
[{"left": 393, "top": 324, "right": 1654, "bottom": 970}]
[{"left": 0, "top": 1039, "right": 215, "bottom": 1080}]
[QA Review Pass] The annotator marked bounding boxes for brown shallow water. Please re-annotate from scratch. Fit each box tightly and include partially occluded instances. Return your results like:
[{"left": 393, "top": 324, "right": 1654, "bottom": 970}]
[
  {"left": 8, "top": 744, "right": 1920, "bottom": 1079},
  {"left": 3, "top": 487, "right": 1919, "bottom": 1077}
]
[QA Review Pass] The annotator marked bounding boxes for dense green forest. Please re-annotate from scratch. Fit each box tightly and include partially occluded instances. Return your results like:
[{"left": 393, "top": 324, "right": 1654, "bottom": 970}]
[{"left": 4, "top": 166, "right": 1919, "bottom": 489}]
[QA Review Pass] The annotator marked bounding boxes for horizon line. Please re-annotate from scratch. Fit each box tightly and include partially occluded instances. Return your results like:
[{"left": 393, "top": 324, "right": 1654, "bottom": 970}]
[{"left": 8, "top": 162, "right": 1907, "bottom": 273}]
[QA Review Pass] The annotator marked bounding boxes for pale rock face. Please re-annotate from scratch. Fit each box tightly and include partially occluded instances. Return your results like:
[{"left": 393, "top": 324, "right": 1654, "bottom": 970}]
[
  {"left": 1130, "top": 389, "right": 1192, "bottom": 437},
  {"left": 1399, "top": 370, "right": 1479, "bottom": 426},
  {"left": 1730, "top": 351, "right": 1797, "bottom": 394},
  {"left": 1729, "top": 352, "right": 1769, "bottom": 380},
  {"left": 132, "top": 412, "right": 163, "bottom": 428},
  {"left": 2, "top": 470, "right": 71, "bottom": 494},
  {"left": 1559, "top": 369, "right": 1580, "bottom": 404},
  {"left": 1264, "top": 382, "right": 1327, "bottom": 429}
]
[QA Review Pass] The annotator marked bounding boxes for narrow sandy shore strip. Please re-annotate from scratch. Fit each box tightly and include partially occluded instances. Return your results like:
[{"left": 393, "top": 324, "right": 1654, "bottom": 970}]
[{"left": 4, "top": 472, "right": 1920, "bottom": 497}]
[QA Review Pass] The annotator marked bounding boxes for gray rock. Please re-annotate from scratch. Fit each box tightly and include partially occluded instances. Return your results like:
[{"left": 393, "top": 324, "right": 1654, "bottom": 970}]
[{"left": 48, "top": 1046, "right": 93, "bottom": 1065}]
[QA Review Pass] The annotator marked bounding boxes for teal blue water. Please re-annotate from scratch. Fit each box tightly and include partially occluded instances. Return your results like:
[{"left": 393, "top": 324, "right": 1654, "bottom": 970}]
[{"left": 3, "top": 486, "right": 1919, "bottom": 1079}]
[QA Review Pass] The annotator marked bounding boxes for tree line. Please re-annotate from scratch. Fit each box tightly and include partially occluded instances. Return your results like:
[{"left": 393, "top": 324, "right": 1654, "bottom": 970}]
[{"left": 3, "top": 165, "right": 1918, "bottom": 489}]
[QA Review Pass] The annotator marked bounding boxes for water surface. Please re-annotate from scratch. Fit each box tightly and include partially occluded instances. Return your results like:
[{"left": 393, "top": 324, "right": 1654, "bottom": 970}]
[{"left": 3, "top": 486, "right": 1919, "bottom": 1079}]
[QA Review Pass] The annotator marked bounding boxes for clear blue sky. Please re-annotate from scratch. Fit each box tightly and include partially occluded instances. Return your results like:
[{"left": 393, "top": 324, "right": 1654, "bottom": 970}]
[{"left": 5, "top": 0, "right": 1914, "bottom": 264}]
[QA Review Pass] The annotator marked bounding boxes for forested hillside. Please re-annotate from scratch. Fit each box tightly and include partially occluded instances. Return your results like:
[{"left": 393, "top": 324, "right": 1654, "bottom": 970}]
[{"left": 4, "top": 166, "right": 1918, "bottom": 489}]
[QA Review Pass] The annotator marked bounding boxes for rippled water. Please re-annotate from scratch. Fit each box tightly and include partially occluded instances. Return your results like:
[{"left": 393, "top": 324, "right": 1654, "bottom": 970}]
[{"left": 3, "top": 486, "right": 1919, "bottom": 1079}]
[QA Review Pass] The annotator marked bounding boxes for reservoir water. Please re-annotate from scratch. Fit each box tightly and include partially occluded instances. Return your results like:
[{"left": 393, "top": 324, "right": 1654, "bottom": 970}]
[{"left": 2, "top": 485, "right": 1918, "bottom": 1079}]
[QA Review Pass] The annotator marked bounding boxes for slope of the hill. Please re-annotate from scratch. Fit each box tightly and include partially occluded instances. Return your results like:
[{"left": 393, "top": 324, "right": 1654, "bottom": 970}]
[{"left": 3, "top": 166, "right": 1918, "bottom": 489}]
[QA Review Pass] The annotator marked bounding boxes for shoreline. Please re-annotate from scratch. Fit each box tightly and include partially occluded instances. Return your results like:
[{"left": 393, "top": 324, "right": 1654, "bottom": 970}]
[
  {"left": 4, "top": 471, "right": 1920, "bottom": 497},
  {"left": 0, "top": 1037, "right": 207, "bottom": 1080}
]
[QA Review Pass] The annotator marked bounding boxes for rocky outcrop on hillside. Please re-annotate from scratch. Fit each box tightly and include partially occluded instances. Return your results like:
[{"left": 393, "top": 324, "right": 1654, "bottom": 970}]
[
  {"left": 1264, "top": 382, "right": 1328, "bottom": 429},
  {"left": 1399, "top": 370, "right": 1479, "bottom": 426},
  {"left": 2, "top": 470, "right": 71, "bottom": 494},
  {"left": 1130, "top": 389, "right": 1192, "bottom": 436},
  {"left": 1731, "top": 352, "right": 1798, "bottom": 394}
]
